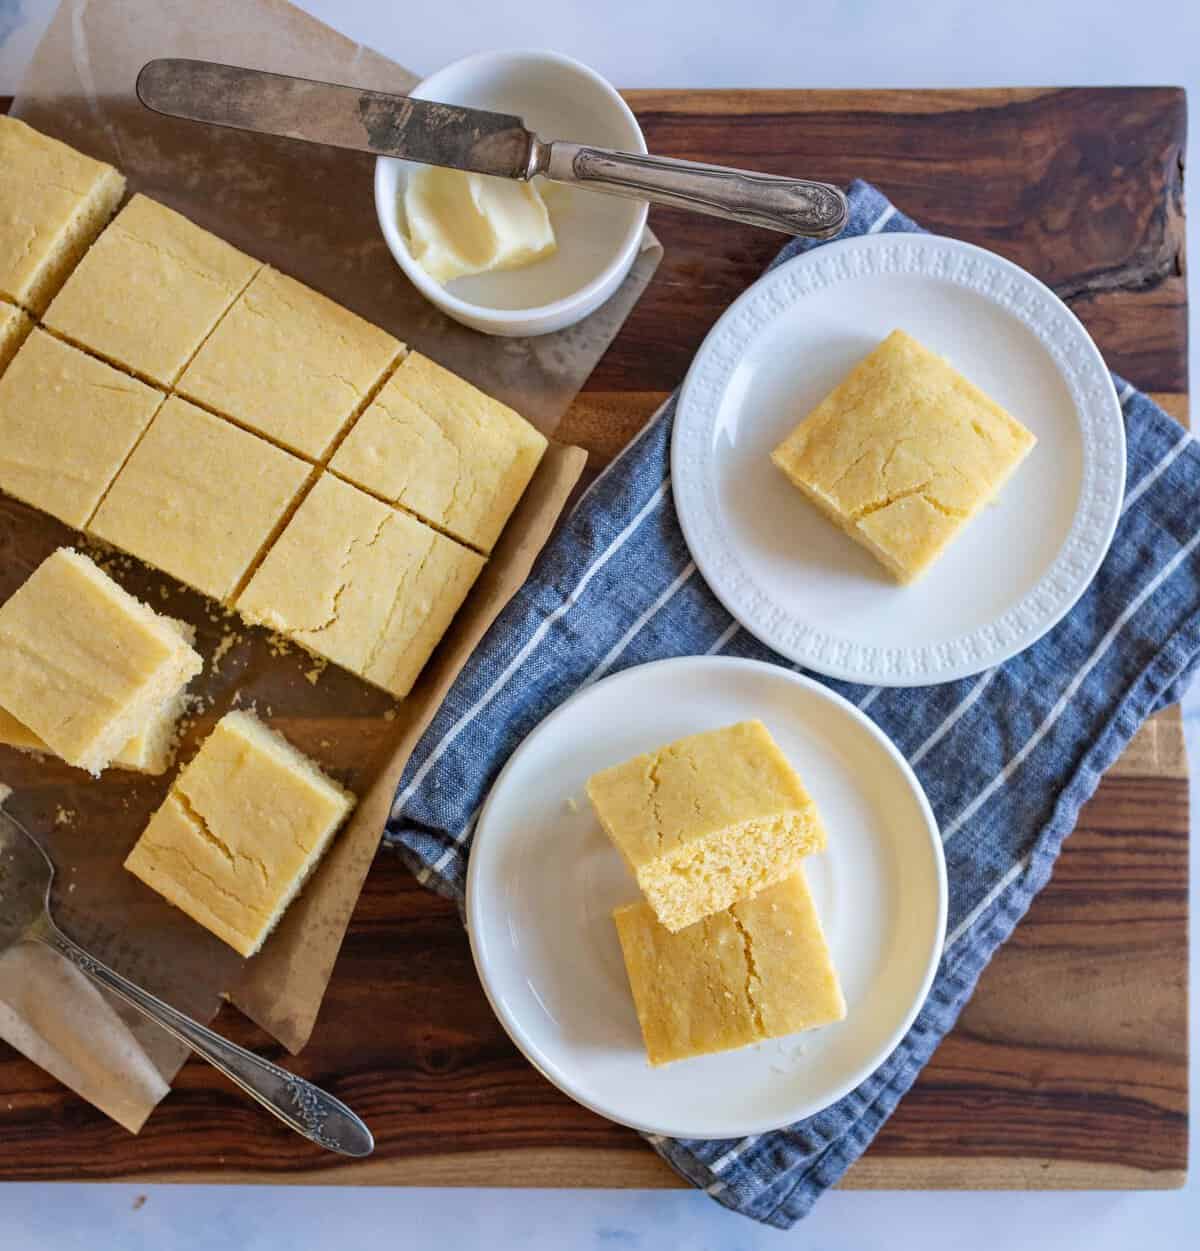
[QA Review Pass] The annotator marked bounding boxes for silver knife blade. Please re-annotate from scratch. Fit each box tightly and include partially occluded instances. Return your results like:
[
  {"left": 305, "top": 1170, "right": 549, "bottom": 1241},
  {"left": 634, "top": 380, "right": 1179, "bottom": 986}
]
[{"left": 135, "top": 58, "right": 538, "bottom": 179}]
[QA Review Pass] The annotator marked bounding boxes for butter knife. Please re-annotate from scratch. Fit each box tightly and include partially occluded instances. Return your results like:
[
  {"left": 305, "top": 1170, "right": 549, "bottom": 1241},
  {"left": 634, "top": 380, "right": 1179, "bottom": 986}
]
[{"left": 136, "top": 58, "right": 848, "bottom": 239}]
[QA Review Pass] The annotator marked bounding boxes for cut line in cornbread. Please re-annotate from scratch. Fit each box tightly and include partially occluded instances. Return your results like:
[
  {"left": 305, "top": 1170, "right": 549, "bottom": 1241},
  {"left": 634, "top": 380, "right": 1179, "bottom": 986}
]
[
  {"left": 587, "top": 720, "right": 826, "bottom": 932},
  {"left": 771, "top": 329, "right": 1036, "bottom": 584},
  {"left": 43, "top": 193, "right": 261, "bottom": 387},
  {"left": 0, "top": 299, "right": 33, "bottom": 377},
  {"left": 614, "top": 871, "right": 846, "bottom": 1065},
  {"left": 236, "top": 474, "right": 485, "bottom": 699},
  {"left": 0, "top": 116, "right": 126, "bottom": 314},
  {"left": 331, "top": 351, "right": 549, "bottom": 553},
  {"left": 0, "top": 549, "right": 202, "bottom": 775},
  {"left": 89, "top": 396, "right": 313, "bottom": 603},
  {"left": 124, "top": 711, "right": 355, "bottom": 957},
  {"left": 0, "top": 328, "right": 165, "bottom": 529},
  {"left": 176, "top": 266, "right": 403, "bottom": 460}
]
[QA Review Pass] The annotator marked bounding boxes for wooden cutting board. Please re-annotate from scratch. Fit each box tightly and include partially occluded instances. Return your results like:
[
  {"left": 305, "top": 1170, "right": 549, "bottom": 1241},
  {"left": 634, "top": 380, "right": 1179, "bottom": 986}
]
[{"left": 0, "top": 87, "right": 1187, "bottom": 1191}]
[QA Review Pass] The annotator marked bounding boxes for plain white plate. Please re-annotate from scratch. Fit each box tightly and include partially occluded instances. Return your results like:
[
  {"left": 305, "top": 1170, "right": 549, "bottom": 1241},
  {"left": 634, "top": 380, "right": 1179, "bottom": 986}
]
[
  {"left": 466, "top": 656, "right": 947, "bottom": 1139},
  {"left": 672, "top": 233, "right": 1126, "bottom": 686}
]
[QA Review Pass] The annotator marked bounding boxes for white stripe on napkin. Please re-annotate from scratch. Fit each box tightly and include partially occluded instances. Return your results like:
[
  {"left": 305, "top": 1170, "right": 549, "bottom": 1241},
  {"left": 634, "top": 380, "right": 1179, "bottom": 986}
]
[
  {"left": 1122, "top": 428, "right": 1192, "bottom": 515},
  {"left": 867, "top": 204, "right": 897, "bottom": 233},
  {"left": 946, "top": 853, "right": 1030, "bottom": 948},
  {"left": 582, "top": 562, "right": 697, "bottom": 689},
  {"left": 941, "top": 524, "right": 1200, "bottom": 843},
  {"left": 910, "top": 669, "right": 998, "bottom": 766},
  {"left": 706, "top": 621, "right": 741, "bottom": 654}
]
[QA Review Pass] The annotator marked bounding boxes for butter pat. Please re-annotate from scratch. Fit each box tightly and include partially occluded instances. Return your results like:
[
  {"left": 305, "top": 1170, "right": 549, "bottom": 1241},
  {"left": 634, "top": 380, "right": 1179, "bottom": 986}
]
[
  {"left": 614, "top": 871, "right": 846, "bottom": 1066},
  {"left": 771, "top": 330, "right": 1037, "bottom": 584},
  {"left": 587, "top": 720, "right": 826, "bottom": 932},
  {"left": 125, "top": 711, "right": 355, "bottom": 957},
  {"left": 0, "top": 549, "right": 202, "bottom": 775},
  {"left": 404, "top": 167, "right": 556, "bottom": 285}
]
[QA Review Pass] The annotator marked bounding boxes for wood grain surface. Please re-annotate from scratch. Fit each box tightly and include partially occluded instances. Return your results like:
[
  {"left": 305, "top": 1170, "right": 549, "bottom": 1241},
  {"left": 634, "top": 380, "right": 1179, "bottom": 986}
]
[{"left": 0, "top": 87, "right": 1188, "bottom": 1191}]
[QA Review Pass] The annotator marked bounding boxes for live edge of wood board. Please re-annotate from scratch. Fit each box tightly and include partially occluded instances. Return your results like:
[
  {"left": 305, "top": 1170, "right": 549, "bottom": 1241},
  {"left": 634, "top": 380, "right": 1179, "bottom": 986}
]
[{"left": 0, "top": 87, "right": 1187, "bottom": 1191}]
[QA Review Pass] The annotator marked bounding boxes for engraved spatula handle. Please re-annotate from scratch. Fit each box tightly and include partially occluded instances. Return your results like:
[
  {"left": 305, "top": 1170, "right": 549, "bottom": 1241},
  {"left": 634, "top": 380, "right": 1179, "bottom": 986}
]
[
  {"left": 36, "top": 921, "right": 373, "bottom": 1157},
  {"left": 538, "top": 143, "right": 848, "bottom": 238}
]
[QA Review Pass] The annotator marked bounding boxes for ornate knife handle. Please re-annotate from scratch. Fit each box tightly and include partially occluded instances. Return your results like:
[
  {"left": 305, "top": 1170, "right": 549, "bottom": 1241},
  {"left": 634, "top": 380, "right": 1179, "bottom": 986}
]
[
  {"left": 539, "top": 142, "right": 848, "bottom": 238},
  {"left": 39, "top": 923, "right": 373, "bottom": 1157}
]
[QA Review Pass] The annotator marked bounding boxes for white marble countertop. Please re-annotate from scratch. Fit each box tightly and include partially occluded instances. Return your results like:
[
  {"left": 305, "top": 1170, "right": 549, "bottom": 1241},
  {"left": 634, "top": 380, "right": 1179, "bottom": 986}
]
[{"left": 0, "top": 0, "right": 1196, "bottom": 1245}]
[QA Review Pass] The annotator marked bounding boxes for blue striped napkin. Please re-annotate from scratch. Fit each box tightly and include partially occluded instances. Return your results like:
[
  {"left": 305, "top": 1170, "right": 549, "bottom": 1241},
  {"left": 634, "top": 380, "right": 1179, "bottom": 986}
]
[{"left": 384, "top": 182, "right": 1200, "bottom": 1228}]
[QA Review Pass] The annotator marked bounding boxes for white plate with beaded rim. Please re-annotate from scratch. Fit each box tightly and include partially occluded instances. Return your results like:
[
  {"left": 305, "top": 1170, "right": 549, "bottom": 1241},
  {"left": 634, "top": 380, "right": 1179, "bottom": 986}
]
[
  {"left": 671, "top": 233, "right": 1125, "bottom": 686},
  {"left": 466, "top": 655, "right": 946, "bottom": 1139}
]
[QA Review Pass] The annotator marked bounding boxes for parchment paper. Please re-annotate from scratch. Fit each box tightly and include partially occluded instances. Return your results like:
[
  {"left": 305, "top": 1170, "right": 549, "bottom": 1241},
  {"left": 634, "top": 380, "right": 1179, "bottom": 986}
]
[{"left": 0, "top": 0, "right": 659, "bottom": 1132}]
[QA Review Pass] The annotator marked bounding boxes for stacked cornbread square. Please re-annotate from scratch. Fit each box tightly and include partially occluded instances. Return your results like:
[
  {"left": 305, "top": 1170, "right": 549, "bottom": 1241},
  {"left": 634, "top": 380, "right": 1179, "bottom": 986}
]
[
  {"left": 125, "top": 711, "right": 355, "bottom": 957},
  {"left": 0, "top": 117, "right": 548, "bottom": 703},
  {"left": 0, "top": 549, "right": 201, "bottom": 776},
  {"left": 589, "top": 721, "right": 844, "bottom": 1065}
]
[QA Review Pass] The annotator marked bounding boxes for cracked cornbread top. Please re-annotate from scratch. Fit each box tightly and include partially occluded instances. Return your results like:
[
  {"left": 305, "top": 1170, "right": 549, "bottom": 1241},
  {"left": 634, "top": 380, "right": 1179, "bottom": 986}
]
[{"left": 771, "top": 329, "right": 1036, "bottom": 583}]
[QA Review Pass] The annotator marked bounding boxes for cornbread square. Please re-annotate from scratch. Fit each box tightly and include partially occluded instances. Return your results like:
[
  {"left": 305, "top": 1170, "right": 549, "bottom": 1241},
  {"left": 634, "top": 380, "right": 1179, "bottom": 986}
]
[
  {"left": 587, "top": 720, "right": 825, "bottom": 932},
  {"left": 0, "top": 329, "right": 165, "bottom": 528},
  {"left": 237, "top": 474, "right": 485, "bottom": 698},
  {"left": 0, "top": 117, "right": 125, "bottom": 314},
  {"left": 0, "top": 688, "right": 188, "bottom": 775},
  {"left": 614, "top": 872, "right": 846, "bottom": 1065},
  {"left": 177, "top": 267, "right": 403, "bottom": 459},
  {"left": 43, "top": 194, "right": 261, "bottom": 387},
  {"left": 771, "top": 329, "right": 1037, "bottom": 584},
  {"left": 89, "top": 397, "right": 312, "bottom": 602},
  {"left": 0, "top": 549, "right": 202, "bottom": 775},
  {"left": 331, "top": 351, "right": 548, "bottom": 553},
  {"left": 0, "top": 300, "right": 33, "bottom": 376},
  {"left": 124, "top": 711, "right": 355, "bottom": 957}
]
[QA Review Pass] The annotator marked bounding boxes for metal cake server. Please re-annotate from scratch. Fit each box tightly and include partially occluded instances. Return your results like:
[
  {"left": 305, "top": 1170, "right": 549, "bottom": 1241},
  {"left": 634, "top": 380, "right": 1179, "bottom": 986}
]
[
  {"left": 136, "top": 58, "right": 848, "bottom": 239},
  {"left": 0, "top": 807, "right": 373, "bottom": 1156}
]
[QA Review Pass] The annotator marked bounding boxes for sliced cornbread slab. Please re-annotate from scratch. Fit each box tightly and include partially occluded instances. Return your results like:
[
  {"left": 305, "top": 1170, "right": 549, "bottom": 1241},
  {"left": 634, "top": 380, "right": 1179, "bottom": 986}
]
[
  {"left": 89, "top": 397, "right": 312, "bottom": 602},
  {"left": 0, "top": 116, "right": 125, "bottom": 314},
  {"left": 614, "top": 871, "right": 845, "bottom": 1065},
  {"left": 124, "top": 711, "right": 355, "bottom": 957},
  {"left": 587, "top": 720, "right": 825, "bottom": 932},
  {"left": 0, "top": 329, "right": 165, "bottom": 528},
  {"left": 43, "top": 194, "right": 261, "bottom": 387},
  {"left": 237, "top": 474, "right": 484, "bottom": 698},
  {"left": 177, "top": 267, "right": 403, "bottom": 459},
  {"left": 331, "top": 351, "right": 548, "bottom": 553},
  {"left": 0, "top": 299, "right": 33, "bottom": 376},
  {"left": 0, "top": 687, "right": 188, "bottom": 776},
  {"left": 771, "top": 329, "right": 1037, "bottom": 584},
  {"left": 0, "top": 549, "right": 202, "bottom": 775}
]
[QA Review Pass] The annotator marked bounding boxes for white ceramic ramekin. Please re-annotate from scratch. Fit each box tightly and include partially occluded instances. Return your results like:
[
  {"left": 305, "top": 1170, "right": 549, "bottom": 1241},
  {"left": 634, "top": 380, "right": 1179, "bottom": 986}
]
[{"left": 374, "top": 50, "right": 648, "bottom": 338}]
